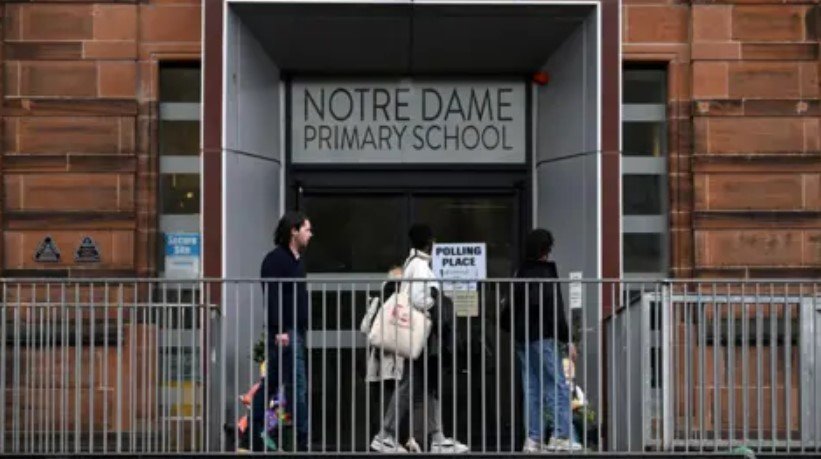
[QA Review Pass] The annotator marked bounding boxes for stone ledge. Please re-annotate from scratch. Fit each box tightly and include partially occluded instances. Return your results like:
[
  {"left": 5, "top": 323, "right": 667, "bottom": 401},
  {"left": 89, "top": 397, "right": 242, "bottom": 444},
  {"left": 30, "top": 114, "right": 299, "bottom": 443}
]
[
  {"left": 4, "top": 211, "right": 137, "bottom": 230},
  {"left": 694, "top": 210, "right": 821, "bottom": 229},
  {"left": 2, "top": 98, "right": 139, "bottom": 116},
  {"left": 693, "top": 99, "right": 819, "bottom": 117}
]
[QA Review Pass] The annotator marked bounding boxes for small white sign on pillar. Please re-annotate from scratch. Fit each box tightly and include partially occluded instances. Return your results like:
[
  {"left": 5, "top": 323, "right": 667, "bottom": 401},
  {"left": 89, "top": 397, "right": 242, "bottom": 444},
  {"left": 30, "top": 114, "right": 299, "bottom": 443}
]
[
  {"left": 432, "top": 243, "right": 486, "bottom": 317},
  {"left": 569, "top": 271, "right": 583, "bottom": 310}
]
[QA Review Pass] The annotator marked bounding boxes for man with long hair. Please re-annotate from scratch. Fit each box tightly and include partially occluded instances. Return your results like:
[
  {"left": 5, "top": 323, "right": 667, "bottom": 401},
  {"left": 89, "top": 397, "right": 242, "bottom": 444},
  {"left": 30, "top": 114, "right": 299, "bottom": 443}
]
[{"left": 258, "top": 211, "right": 313, "bottom": 451}]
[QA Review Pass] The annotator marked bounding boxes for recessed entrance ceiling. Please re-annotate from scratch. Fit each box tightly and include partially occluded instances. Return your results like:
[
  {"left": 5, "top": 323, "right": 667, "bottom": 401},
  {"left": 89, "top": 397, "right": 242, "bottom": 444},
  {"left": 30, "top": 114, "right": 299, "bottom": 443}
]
[{"left": 231, "top": 3, "right": 594, "bottom": 74}]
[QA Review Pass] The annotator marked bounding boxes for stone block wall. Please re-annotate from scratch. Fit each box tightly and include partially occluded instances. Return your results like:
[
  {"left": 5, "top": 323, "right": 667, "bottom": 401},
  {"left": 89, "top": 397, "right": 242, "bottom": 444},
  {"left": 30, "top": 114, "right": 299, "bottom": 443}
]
[
  {"left": 625, "top": 0, "right": 820, "bottom": 279},
  {"left": 0, "top": 0, "right": 200, "bottom": 278}
]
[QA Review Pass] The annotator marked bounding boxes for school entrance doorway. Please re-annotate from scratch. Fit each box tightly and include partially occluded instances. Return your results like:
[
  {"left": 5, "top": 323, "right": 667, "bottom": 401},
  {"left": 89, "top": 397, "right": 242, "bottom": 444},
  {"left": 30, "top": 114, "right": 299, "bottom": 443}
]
[
  {"left": 211, "top": 0, "right": 620, "bottom": 451},
  {"left": 293, "top": 179, "right": 526, "bottom": 277},
  {"left": 287, "top": 166, "right": 529, "bottom": 449}
]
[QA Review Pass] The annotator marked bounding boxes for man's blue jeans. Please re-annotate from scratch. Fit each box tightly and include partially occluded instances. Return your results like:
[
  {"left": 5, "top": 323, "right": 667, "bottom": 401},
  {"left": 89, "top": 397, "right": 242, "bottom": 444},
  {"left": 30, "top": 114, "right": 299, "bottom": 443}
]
[
  {"left": 516, "top": 339, "right": 577, "bottom": 443},
  {"left": 256, "top": 330, "right": 309, "bottom": 450}
]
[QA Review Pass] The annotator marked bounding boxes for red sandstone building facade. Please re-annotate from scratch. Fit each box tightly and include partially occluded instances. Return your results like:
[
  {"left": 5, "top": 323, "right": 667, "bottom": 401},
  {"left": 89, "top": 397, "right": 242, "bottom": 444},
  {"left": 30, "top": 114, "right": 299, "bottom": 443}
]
[
  {"left": 0, "top": 1, "right": 817, "bottom": 279},
  {"left": 0, "top": 0, "right": 818, "bottom": 453}
]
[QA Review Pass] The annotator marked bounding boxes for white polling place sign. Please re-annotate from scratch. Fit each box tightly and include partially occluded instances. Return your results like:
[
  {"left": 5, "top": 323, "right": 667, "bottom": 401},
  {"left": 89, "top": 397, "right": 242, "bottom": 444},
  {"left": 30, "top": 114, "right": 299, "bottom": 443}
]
[
  {"left": 432, "top": 242, "right": 486, "bottom": 317},
  {"left": 165, "top": 233, "right": 200, "bottom": 279}
]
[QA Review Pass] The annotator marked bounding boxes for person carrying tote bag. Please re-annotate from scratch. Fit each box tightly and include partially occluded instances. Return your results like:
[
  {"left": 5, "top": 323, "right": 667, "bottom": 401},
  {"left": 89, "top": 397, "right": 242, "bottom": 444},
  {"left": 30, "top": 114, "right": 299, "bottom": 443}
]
[
  {"left": 369, "top": 224, "right": 468, "bottom": 454},
  {"left": 368, "top": 261, "right": 432, "bottom": 360}
]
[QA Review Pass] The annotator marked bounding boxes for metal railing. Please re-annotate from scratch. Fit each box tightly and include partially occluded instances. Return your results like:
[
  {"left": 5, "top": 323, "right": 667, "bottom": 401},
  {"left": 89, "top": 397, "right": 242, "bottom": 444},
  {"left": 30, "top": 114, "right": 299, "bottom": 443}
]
[{"left": 0, "top": 278, "right": 818, "bottom": 454}]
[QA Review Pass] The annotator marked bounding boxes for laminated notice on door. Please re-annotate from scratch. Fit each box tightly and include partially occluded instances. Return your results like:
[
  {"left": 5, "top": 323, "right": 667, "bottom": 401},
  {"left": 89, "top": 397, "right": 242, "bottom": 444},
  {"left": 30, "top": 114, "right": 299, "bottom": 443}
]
[{"left": 432, "top": 243, "right": 486, "bottom": 317}]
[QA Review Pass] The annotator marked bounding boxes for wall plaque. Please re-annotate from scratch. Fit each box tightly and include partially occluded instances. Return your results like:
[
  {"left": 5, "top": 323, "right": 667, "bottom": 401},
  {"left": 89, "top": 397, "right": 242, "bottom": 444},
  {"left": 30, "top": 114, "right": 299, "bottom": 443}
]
[
  {"left": 34, "top": 236, "right": 61, "bottom": 263},
  {"left": 75, "top": 236, "right": 101, "bottom": 263}
]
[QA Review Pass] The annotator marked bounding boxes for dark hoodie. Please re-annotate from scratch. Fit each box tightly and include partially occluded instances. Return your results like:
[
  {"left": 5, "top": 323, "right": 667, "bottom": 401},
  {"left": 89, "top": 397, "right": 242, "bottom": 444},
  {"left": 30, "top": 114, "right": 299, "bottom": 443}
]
[{"left": 510, "top": 260, "right": 569, "bottom": 344}]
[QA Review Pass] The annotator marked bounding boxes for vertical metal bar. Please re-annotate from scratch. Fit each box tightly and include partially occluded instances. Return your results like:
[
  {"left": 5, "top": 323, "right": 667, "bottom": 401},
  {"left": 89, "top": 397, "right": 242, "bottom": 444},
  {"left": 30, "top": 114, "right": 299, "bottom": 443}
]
[
  {"left": 438, "top": 279, "right": 444, "bottom": 452},
  {"left": 452, "top": 279, "right": 458, "bottom": 452},
  {"left": 12, "top": 284, "right": 20, "bottom": 453},
  {"left": 410, "top": 280, "right": 417, "bottom": 453},
  {"left": 713, "top": 282, "right": 719, "bottom": 447},
  {"left": 147, "top": 283, "right": 154, "bottom": 453},
  {"left": 175, "top": 284, "right": 182, "bottom": 453},
  {"left": 597, "top": 282, "right": 603, "bottom": 452},
  {"left": 684, "top": 283, "right": 690, "bottom": 452},
  {"left": 509, "top": 281, "right": 515, "bottom": 452},
  {"left": 116, "top": 285, "right": 123, "bottom": 453},
  {"left": 266, "top": 280, "right": 275, "bottom": 454},
  {"left": 131, "top": 284, "right": 138, "bottom": 452},
  {"left": 364, "top": 283, "right": 370, "bottom": 453},
  {"left": 233, "top": 283, "right": 240, "bottom": 452},
  {"left": 23, "top": 283, "right": 32, "bottom": 453},
  {"left": 770, "top": 283, "right": 776, "bottom": 451},
  {"left": 627, "top": 282, "right": 633, "bottom": 452},
  {"left": 322, "top": 283, "right": 327, "bottom": 452},
  {"left": 202, "top": 283, "right": 211, "bottom": 453},
  {"left": 742, "top": 283, "right": 748, "bottom": 446},
  {"left": 139, "top": 283, "right": 149, "bottom": 452},
  {"left": 610, "top": 282, "right": 617, "bottom": 450},
  {"left": 47, "top": 284, "right": 54, "bottom": 453},
  {"left": 61, "top": 283, "right": 67, "bottom": 453},
  {"left": 467, "top": 281, "right": 472, "bottom": 451},
  {"left": 27, "top": 285, "right": 34, "bottom": 453},
  {"left": 377, "top": 280, "right": 385, "bottom": 451},
  {"left": 39, "top": 288, "right": 47, "bottom": 454},
  {"left": 190, "top": 283, "right": 197, "bottom": 452},
  {"left": 698, "top": 283, "right": 705, "bottom": 452},
  {"left": 798, "top": 283, "right": 804, "bottom": 453},
  {"left": 785, "top": 287, "right": 792, "bottom": 451},
  {"left": 729, "top": 283, "right": 736, "bottom": 450},
  {"left": 0, "top": 283, "right": 6, "bottom": 453},
  {"left": 665, "top": 284, "right": 676, "bottom": 452},
  {"left": 162, "top": 283, "right": 170, "bottom": 453},
  {"left": 293, "top": 282, "right": 299, "bottom": 452},
  {"left": 307, "top": 281, "right": 313, "bottom": 453},
  {"left": 89, "top": 284, "right": 96, "bottom": 452},
  {"left": 567, "top": 280, "right": 575, "bottom": 452},
  {"left": 756, "top": 283, "right": 763, "bottom": 451},
  {"left": 811, "top": 282, "right": 818, "bottom": 454},
  {"left": 582, "top": 281, "right": 589, "bottom": 451},
  {"left": 141, "top": 285, "right": 147, "bottom": 453},
  {"left": 38, "top": 288, "right": 45, "bottom": 453},
  {"left": 528, "top": 279, "right": 535, "bottom": 447},
  {"left": 103, "top": 284, "right": 110, "bottom": 453},
  {"left": 350, "top": 283, "right": 356, "bottom": 452},
  {"left": 247, "top": 282, "right": 255, "bottom": 453},
  {"left": 480, "top": 282, "right": 486, "bottom": 452},
  {"left": 336, "top": 284, "right": 341, "bottom": 453},
  {"left": 75, "top": 284, "right": 82, "bottom": 453},
  {"left": 495, "top": 284, "right": 500, "bottom": 452}
]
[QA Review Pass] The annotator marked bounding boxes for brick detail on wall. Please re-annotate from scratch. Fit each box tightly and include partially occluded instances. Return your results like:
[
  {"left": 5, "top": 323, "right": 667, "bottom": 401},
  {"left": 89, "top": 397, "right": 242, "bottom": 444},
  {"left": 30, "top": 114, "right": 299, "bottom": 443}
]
[
  {"left": 1, "top": 0, "right": 200, "bottom": 277},
  {"left": 626, "top": 1, "right": 821, "bottom": 278}
]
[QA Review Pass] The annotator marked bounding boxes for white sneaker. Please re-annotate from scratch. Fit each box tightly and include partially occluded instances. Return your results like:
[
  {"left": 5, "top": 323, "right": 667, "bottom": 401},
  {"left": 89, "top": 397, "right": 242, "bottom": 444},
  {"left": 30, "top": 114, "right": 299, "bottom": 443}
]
[
  {"left": 546, "top": 437, "right": 583, "bottom": 452},
  {"left": 405, "top": 437, "right": 422, "bottom": 453},
  {"left": 370, "top": 433, "right": 408, "bottom": 453},
  {"left": 430, "top": 437, "right": 469, "bottom": 454},
  {"left": 522, "top": 437, "right": 545, "bottom": 453}
]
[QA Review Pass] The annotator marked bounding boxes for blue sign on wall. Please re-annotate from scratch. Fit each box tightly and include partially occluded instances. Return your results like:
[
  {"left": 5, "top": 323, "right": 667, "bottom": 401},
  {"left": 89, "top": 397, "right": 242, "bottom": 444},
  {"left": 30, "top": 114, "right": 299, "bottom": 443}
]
[
  {"left": 165, "top": 233, "right": 200, "bottom": 278},
  {"left": 165, "top": 233, "right": 200, "bottom": 256}
]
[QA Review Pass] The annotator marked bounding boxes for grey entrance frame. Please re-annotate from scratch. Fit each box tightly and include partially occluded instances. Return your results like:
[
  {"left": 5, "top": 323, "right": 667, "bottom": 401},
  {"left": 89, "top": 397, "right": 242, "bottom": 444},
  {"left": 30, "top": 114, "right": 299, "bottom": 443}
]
[{"left": 204, "top": 0, "right": 621, "bottom": 451}]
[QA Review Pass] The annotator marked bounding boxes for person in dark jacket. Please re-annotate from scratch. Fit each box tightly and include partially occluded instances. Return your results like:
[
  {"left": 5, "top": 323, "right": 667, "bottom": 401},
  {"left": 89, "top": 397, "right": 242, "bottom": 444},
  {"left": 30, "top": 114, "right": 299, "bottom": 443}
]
[
  {"left": 512, "top": 229, "right": 581, "bottom": 452},
  {"left": 256, "top": 211, "right": 313, "bottom": 451}
]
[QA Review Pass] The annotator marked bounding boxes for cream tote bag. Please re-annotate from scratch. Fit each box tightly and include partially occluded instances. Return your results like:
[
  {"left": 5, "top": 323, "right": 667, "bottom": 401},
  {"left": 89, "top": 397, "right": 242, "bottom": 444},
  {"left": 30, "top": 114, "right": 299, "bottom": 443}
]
[{"left": 367, "top": 280, "right": 432, "bottom": 360}]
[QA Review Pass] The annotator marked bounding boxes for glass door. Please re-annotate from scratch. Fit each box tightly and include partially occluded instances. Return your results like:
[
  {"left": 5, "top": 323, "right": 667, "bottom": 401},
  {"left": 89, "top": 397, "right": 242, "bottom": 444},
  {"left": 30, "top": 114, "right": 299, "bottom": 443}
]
[
  {"left": 300, "top": 190, "right": 520, "bottom": 276},
  {"left": 411, "top": 192, "right": 518, "bottom": 277}
]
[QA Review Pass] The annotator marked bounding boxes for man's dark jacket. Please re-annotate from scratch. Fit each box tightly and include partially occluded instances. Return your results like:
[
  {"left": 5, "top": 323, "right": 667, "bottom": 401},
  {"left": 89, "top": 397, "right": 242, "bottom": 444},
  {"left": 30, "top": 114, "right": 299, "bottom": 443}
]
[
  {"left": 260, "top": 246, "right": 309, "bottom": 335},
  {"left": 509, "top": 260, "right": 570, "bottom": 344}
]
